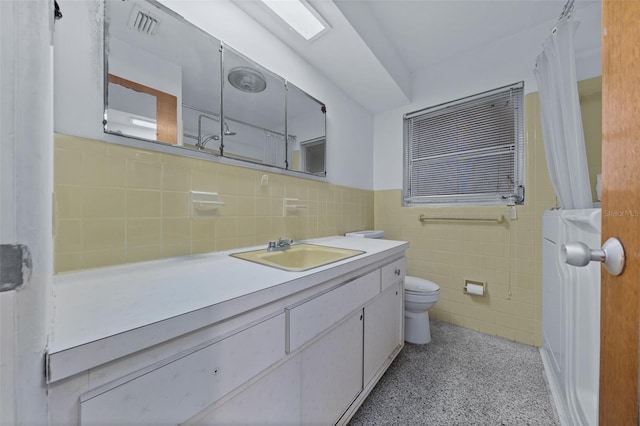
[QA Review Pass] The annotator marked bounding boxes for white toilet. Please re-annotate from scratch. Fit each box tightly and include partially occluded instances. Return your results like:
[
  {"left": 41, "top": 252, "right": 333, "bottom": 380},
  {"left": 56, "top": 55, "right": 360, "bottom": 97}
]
[
  {"left": 404, "top": 276, "right": 440, "bottom": 344},
  {"left": 344, "top": 230, "right": 441, "bottom": 345}
]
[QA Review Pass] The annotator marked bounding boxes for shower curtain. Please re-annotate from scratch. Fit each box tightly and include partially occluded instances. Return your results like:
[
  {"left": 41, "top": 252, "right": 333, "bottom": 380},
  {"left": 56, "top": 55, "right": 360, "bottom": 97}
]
[
  {"left": 264, "top": 130, "right": 295, "bottom": 169},
  {"left": 264, "top": 130, "right": 285, "bottom": 167},
  {"left": 534, "top": 19, "right": 592, "bottom": 209}
]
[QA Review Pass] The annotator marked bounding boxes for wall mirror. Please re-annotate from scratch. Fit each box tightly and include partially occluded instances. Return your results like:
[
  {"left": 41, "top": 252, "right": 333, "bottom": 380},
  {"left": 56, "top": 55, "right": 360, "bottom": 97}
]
[
  {"left": 103, "top": 0, "right": 326, "bottom": 177},
  {"left": 104, "top": 0, "right": 221, "bottom": 150},
  {"left": 222, "top": 46, "right": 286, "bottom": 167},
  {"left": 287, "top": 83, "right": 327, "bottom": 176}
]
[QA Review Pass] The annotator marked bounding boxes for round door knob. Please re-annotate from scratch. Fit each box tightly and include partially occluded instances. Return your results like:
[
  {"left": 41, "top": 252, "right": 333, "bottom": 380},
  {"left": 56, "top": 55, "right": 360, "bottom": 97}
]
[{"left": 561, "top": 237, "right": 625, "bottom": 276}]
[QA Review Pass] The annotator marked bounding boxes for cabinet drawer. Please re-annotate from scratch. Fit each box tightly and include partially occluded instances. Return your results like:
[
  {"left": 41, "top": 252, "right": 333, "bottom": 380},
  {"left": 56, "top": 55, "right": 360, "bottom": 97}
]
[
  {"left": 80, "top": 313, "right": 285, "bottom": 425},
  {"left": 381, "top": 257, "right": 406, "bottom": 291},
  {"left": 287, "top": 270, "right": 379, "bottom": 353}
]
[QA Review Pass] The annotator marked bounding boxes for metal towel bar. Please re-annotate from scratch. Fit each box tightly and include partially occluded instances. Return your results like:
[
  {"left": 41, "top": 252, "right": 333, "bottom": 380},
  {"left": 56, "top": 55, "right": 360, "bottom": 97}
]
[{"left": 418, "top": 215, "right": 505, "bottom": 224}]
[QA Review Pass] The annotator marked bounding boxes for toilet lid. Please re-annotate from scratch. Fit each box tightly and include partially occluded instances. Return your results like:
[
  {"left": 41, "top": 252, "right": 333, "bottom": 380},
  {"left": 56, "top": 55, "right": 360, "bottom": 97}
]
[{"left": 404, "top": 276, "right": 439, "bottom": 293}]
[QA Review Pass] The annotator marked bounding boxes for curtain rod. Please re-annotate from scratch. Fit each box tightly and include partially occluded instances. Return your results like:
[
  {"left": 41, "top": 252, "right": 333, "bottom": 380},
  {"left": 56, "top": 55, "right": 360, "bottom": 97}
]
[{"left": 182, "top": 103, "right": 293, "bottom": 138}]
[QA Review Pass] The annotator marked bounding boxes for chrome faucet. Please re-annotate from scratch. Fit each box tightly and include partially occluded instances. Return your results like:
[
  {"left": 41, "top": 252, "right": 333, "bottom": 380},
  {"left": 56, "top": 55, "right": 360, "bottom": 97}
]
[{"left": 267, "top": 238, "right": 293, "bottom": 252}]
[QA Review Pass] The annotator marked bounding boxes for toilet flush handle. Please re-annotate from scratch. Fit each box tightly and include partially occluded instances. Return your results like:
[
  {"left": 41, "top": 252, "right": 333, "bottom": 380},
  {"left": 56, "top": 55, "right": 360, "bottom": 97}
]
[{"left": 561, "top": 237, "right": 625, "bottom": 276}]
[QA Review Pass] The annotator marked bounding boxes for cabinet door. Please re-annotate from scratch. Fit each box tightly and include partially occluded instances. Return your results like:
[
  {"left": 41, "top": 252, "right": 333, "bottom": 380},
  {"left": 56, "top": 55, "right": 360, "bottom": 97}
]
[
  {"left": 287, "top": 270, "right": 379, "bottom": 353},
  {"left": 80, "top": 314, "right": 284, "bottom": 425},
  {"left": 300, "top": 310, "right": 363, "bottom": 425},
  {"left": 364, "top": 281, "right": 403, "bottom": 385},
  {"left": 191, "top": 355, "right": 301, "bottom": 425}
]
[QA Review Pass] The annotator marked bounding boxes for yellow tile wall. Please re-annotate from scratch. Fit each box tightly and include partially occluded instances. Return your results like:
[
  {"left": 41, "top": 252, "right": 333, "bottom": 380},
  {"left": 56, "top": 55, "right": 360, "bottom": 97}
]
[
  {"left": 54, "top": 78, "right": 601, "bottom": 347},
  {"left": 54, "top": 134, "right": 373, "bottom": 273},
  {"left": 375, "top": 84, "right": 601, "bottom": 347}
]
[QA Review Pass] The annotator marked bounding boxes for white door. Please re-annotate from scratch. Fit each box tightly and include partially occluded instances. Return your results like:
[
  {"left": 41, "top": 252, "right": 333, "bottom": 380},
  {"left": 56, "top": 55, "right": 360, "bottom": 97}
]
[{"left": 0, "top": 1, "right": 53, "bottom": 424}]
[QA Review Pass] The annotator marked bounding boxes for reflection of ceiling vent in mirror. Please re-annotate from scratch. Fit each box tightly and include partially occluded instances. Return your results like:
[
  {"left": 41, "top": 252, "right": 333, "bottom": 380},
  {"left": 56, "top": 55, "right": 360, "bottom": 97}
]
[
  {"left": 127, "top": 5, "right": 161, "bottom": 36},
  {"left": 228, "top": 67, "right": 267, "bottom": 93}
]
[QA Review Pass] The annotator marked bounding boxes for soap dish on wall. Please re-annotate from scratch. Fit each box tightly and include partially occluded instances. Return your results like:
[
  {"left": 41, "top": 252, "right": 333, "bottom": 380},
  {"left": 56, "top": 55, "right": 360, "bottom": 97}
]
[
  {"left": 283, "top": 198, "right": 307, "bottom": 216},
  {"left": 191, "top": 191, "right": 224, "bottom": 216}
]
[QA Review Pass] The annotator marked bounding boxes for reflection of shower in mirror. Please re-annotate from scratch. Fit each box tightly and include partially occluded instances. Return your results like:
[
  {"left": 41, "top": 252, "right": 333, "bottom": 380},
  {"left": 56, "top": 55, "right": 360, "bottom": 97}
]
[
  {"left": 223, "top": 122, "right": 237, "bottom": 136},
  {"left": 102, "top": 0, "right": 325, "bottom": 175},
  {"left": 196, "top": 118, "right": 236, "bottom": 150},
  {"left": 196, "top": 134, "right": 219, "bottom": 150}
]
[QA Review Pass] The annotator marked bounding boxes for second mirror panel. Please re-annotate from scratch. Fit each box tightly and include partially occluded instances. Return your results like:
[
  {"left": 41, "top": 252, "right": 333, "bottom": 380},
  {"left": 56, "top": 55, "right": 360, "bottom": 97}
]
[
  {"left": 222, "top": 46, "right": 286, "bottom": 167},
  {"left": 287, "top": 83, "right": 326, "bottom": 176}
]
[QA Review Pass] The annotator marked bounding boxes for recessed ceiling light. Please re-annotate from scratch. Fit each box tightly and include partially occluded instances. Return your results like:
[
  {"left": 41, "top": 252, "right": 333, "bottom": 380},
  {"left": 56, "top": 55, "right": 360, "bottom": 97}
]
[{"left": 260, "top": 0, "right": 329, "bottom": 41}]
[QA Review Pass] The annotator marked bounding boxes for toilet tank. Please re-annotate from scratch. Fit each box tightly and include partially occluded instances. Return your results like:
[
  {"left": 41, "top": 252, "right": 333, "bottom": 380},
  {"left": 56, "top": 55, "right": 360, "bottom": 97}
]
[{"left": 345, "top": 230, "right": 384, "bottom": 239}]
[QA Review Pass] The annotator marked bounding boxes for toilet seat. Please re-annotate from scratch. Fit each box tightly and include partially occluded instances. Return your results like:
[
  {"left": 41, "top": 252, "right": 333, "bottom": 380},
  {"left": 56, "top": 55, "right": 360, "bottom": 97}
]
[
  {"left": 405, "top": 276, "right": 440, "bottom": 294},
  {"left": 405, "top": 290, "right": 440, "bottom": 304}
]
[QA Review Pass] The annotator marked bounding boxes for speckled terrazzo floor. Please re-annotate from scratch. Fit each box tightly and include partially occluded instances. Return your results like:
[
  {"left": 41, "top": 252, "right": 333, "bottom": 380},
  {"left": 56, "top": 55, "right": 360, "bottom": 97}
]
[{"left": 349, "top": 321, "right": 559, "bottom": 426}]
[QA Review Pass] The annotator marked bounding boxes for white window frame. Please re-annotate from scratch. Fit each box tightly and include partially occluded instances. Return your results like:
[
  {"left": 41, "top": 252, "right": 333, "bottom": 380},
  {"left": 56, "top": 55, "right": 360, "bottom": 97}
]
[
  {"left": 300, "top": 136, "right": 326, "bottom": 176},
  {"left": 403, "top": 82, "right": 525, "bottom": 207}
]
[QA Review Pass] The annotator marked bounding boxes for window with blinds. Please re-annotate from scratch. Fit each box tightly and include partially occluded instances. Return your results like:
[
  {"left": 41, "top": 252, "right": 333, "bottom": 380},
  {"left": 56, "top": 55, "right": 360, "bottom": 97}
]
[{"left": 403, "top": 82, "right": 525, "bottom": 206}]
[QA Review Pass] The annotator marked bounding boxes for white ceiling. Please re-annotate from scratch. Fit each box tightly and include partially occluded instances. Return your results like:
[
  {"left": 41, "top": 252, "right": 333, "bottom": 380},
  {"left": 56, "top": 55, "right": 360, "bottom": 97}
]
[
  {"left": 235, "top": 0, "right": 601, "bottom": 114},
  {"left": 337, "top": 0, "right": 575, "bottom": 73},
  {"left": 233, "top": 0, "right": 413, "bottom": 114}
]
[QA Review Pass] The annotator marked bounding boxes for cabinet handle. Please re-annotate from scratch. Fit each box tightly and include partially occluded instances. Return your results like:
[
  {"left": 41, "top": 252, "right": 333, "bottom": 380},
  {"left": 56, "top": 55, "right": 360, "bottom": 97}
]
[
  {"left": 360, "top": 314, "right": 363, "bottom": 321},
  {"left": 213, "top": 368, "right": 219, "bottom": 375},
  {"left": 394, "top": 268, "right": 401, "bottom": 276}
]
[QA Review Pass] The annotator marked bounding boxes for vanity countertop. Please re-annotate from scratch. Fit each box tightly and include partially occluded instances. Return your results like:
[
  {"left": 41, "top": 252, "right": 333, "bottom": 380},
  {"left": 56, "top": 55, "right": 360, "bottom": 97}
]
[{"left": 48, "top": 236, "right": 408, "bottom": 382}]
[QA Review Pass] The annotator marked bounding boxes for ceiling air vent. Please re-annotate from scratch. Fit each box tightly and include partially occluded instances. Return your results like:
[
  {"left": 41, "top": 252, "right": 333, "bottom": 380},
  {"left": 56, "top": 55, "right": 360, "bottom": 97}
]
[{"left": 127, "top": 5, "right": 161, "bottom": 36}]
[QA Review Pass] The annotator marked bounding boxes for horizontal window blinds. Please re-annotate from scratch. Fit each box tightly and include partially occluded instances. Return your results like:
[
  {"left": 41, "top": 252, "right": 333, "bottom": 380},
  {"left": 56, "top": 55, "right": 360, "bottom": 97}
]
[{"left": 404, "top": 82, "right": 524, "bottom": 205}]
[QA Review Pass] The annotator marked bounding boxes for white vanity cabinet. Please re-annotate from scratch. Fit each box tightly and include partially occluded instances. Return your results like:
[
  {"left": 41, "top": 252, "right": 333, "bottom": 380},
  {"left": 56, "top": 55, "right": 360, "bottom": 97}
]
[
  {"left": 48, "top": 237, "right": 407, "bottom": 426},
  {"left": 80, "top": 314, "right": 285, "bottom": 425},
  {"left": 300, "top": 309, "right": 364, "bottom": 424},
  {"left": 198, "top": 259, "right": 405, "bottom": 425},
  {"left": 191, "top": 353, "right": 303, "bottom": 425},
  {"left": 364, "top": 257, "right": 405, "bottom": 384},
  {"left": 381, "top": 257, "right": 406, "bottom": 292},
  {"left": 364, "top": 281, "right": 403, "bottom": 385},
  {"left": 191, "top": 308, "right": 367, "bottom": 426},
  {"left": 287, "top": 269, "right": 379, "bottom": 353}
]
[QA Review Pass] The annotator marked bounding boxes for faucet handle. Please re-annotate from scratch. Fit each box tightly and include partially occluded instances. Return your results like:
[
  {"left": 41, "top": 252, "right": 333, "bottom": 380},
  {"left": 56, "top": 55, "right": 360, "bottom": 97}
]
[
  {"left": 275, "top": 238, "right": 293, "bottom": 247},
  {"left": 268, "top": 241, "right": 277, "bottom": 249}
]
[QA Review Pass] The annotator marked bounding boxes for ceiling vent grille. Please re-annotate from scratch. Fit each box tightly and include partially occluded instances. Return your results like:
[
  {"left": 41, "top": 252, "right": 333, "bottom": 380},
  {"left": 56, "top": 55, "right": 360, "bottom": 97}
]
[{"left": 127, "top": 5, "right": 161, "bottom": 36}]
